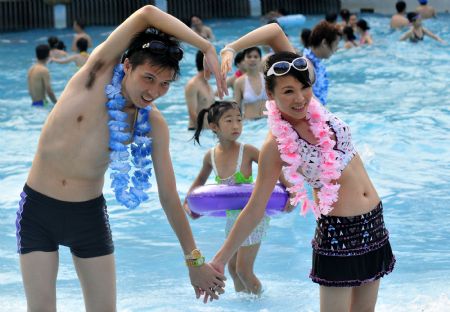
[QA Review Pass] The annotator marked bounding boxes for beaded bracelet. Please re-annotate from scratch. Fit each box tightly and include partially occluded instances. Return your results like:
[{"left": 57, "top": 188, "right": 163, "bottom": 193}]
[{"left": 220, "top": 46, "right": 236, "bottom": 57}]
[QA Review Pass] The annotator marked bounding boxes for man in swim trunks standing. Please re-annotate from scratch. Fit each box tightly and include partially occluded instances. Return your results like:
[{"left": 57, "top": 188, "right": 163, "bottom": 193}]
[
  {"left": 27, "top": 44, "right": 57, "bottom": 106},
  {"left": 16, "top": 6, "right": 227, "bottom": 311}
]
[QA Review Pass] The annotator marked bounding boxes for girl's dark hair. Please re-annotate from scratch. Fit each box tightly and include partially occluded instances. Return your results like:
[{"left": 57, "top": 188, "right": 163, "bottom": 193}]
[
  {"left": 309, "top": 20, "right": 341, "bottom": 48},
  {"left": 343, "top": 26, "right": 356, "bottom": 41},
  {"left": 406, "top": 12, "right": 419, "bottom": 23},
  {"left": 121, "top": 28, "right": 181, "bottom": 79},
  {"left": 264, "top": 51, "right": 312, "bottom": 92},
  {"left": 193, "top": 101, "right": 241, "bottom": 145},
  {"left": 243, "top": 46, "right": 262, "bottom": 58},
  {"left": 356, "top": 19, "right": 370, "bottom": 31},
  {"left": 47, "top": 36, "right": 59, "bottom": 48},
  {"left": 340, "top": 9, "right": 350, "bottom": 22},
  {"left": 234, "top": 51, "right": 245, "bottom": 66},
  {"left": 300, "top": 28, "right": 312, "bottom": 48}
]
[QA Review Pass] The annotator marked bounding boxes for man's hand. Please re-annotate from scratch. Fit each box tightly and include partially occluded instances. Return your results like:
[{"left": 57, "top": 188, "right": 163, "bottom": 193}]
[
  {"left": 202, "top": 45, "right": 228, "bottom": 99},
  {"left": 189, "top": 263, "right": 226, "bottom": 303}
]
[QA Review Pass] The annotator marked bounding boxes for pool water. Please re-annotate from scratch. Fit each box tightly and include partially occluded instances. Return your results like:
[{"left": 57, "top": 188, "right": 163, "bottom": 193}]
[{"left": 1, "top": 14, "right": 449, "bottom": 311}]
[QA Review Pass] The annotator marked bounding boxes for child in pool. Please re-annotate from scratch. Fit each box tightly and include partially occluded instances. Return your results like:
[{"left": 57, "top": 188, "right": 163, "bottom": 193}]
[{"left": 184, "top": 100, "right": 291, "bottom": 295}]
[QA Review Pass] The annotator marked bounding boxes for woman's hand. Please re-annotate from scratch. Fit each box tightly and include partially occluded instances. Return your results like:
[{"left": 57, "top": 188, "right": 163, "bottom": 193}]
[
  {"left": 199, "top": 259, "right": 226, "bottom": 303},
  {"left": 202, "top": 44, "right": 228, "bottom": 99},
  {"left": 220, "top": 48, "right": 234, "bottom": 82},
  {"left": 189, "top": 263, "right": 226, "bottom": 303}
]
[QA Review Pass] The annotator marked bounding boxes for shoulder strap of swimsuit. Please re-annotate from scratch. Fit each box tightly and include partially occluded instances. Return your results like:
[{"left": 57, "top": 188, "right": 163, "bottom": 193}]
[
  {"left": 210, "top": 147, "right": 218, "bottom": 176},
  {"left": 235, "top": 143, "right": 244, "bottom": 172}
]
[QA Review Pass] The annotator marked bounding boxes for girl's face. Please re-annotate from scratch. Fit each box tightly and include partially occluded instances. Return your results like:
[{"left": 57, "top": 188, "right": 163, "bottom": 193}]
[
  {"left": 349, "top": 14, "right": 357, "bottom": 26},
  {"left": 244, "top": 50, "right": 261, "bottom": 70},
  {"left": 267, "top": 75, "right": 313, "bottom": 121},
  {"left": 212, "top": 108, "right": 243, "bottom": 141},
  {"left": 322, "top": 38, "right": 339, "bottom": 59}
]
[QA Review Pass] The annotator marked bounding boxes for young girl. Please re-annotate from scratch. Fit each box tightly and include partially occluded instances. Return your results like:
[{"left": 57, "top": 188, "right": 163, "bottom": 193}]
[
  {"left": 343, "top": 26, "right": 358, "bottom": 49},
  {"left": 209, "top": 23, "right": 395, "bottom": 311},
  {"left": 356, "top": 19, "right": 373, "bottom": 45},
  {"left": 233, "top": 47, "right": 268, "bottom": 120},
  {"left": 400, "top": 12, "right": 445, "bottom": 43},
  {"left": 183, "top": 101, "right": 269, "bottom": 295}
]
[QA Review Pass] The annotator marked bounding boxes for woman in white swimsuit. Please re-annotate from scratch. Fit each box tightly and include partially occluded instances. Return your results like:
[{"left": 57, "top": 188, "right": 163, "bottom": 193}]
[{"left": 233, "top": 47, "right": 268, "bottom": 120}]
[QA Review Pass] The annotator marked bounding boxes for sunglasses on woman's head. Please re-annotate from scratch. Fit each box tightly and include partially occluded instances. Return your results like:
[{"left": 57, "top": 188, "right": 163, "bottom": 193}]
[
  {"left": 141, "top": 40, "right": 184, "bottom": 61},
  {"left": 266, "top": 57, "right": 309, "bottom": 76}
]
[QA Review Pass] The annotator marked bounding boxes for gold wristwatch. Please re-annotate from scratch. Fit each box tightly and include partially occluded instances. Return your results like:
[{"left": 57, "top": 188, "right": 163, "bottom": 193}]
[{"left": 185, "top": 248, "right": 205, "bottom": 267}]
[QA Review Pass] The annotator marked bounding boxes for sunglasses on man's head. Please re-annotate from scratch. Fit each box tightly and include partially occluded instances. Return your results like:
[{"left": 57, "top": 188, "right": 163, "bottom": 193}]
[
  {"left": 266, "top": 57, "right": 309, "bottom": 77},
  {"left": 140, "top": 40, "right": 184, "bottom": 61}
]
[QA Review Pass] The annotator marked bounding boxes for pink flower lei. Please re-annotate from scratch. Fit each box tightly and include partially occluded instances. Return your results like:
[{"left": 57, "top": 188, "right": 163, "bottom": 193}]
[{"left": 265, "top": 98, "right": 341, "bottom": 219}]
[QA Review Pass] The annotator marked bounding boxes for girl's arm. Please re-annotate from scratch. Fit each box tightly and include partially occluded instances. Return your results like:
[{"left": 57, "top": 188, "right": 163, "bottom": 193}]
[
  {"left": 365, "top": 33, "right": 373, "bottom": 45},
  {"left": 423, "top": 28, "right": 446, "bottom": 43},
  {"left": 211, "top": 135, "right": 282, "bottom": 269},
  {"left": 183, "top": 151, "right": 213, "bottom": 219},
  {"left": 400, "top": 29, "right": 412, "bottom": 41},
  {"left": 51, "top": 55, "right": 77, "bottom": 64},
  {"left": 150, "top": 112, "right": 225, "bottom": 300},
  {"left": 220, "top": 23, "right": 294, "bottom": 78},
  {"left": 233, "top": 77, "right": 244, "bottom": 111}
]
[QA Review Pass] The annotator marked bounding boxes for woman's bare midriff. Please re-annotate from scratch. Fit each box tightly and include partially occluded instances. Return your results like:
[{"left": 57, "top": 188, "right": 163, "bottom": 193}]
[
  {"left": 243, "top": 101, "right": 266, "bottom": 119},
  {"left": 314, "top": 154, "right": 381, "bottom": 217}
]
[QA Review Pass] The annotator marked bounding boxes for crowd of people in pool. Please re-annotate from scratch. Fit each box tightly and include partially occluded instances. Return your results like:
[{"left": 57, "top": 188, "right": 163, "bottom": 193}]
[{"left": 17, "top": 1, "right": 445, "bottom": 311}]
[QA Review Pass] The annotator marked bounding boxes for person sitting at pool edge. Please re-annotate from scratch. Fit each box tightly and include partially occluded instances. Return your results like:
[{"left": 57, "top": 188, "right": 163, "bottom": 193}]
[
  {"left": 27, "top": 44, "right": 57, "bottom": 106},
  {"left": 16, "top": 6, "right": 228, "bottom": 311}
]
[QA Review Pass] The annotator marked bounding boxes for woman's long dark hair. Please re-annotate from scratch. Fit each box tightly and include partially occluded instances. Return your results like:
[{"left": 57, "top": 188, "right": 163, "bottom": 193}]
[{"left": 192, "top": 101, "right": 241, "bottom": 145}]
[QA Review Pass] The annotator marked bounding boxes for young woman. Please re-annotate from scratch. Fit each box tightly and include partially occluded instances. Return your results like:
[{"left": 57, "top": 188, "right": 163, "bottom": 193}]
[
  {"left": 211, "top": 23, "right": 395, "bottom": 311},
  {"left": 356, "top": 19, "right": 373, "bottom": 45},
  {"left": 342, "top": 26, "right": 358, "bottom": 49},
  {"left": 184, "top": 101, "right": 269, "bottom": 295},
  {"left": 400, "top": 12, "right": 445, "bottom": 43},
  {"left": 233, "top": 47, "right": 268, "bottom": 119}
]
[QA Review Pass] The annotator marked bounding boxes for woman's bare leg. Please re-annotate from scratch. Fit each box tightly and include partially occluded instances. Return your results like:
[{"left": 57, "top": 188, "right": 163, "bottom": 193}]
[
  {"left": 350, "top": 280, "right": 380, "bottom": 312},
  {"left": 227, "top": 251, "right": 246, "bottom": 292},
  {"left": 320, "top": 285, "right": 352, "bottom": 312},
  {"left": 236, "top": 243, "right": 262, "bottom": 295}
]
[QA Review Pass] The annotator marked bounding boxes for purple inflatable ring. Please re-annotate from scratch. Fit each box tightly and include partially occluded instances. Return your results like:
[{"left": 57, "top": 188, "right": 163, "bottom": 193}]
[{"left": 187, "top": 183, "right": 288, "bottom": 217}]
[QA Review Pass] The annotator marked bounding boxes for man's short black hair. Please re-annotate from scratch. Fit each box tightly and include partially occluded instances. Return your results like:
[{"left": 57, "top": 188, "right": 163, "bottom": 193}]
[
  {"left": 76, "top": 38, "right": 88, "bottom": 53},
  {"left": 36, "top": 44, "right": 50, "bottom": 60},
  {"left": 122, "top": 28, "right": 182, "bottom": 80},
  {"left": 47, "top": 36, "right": 59, "bottom": 49},
  {"left": 396, "top": 1, "right": 407, "bottom": 13}
]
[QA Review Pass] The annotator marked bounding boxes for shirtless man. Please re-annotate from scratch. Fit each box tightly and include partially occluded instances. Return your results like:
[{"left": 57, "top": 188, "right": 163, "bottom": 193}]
[
  {"left": 390, "top": 1, "right": 409, "bottom": 29},
  {"left": 71, "top": 19, "right": 93, "bottom": 52},
  {"left": 16, "top": 6, "right": 227, "bottom": 311},
  {"left": 185, "top": 50, "right": 215, "bottom": 130},
  {"left": 27, "top": 44, "right": 57, "bottom": 106},
  {"left": 190, "top": 15, "right": 215, "bottom": 41},
  {"left": 416, "top": 0, "right": 437, "bottom": 19}
]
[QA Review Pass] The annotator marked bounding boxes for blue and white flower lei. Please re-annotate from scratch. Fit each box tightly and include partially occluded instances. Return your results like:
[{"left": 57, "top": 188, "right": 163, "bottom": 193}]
[
  {"left": 303, "top": 48, "right": 329, "bottom": 106},
  {"left": 105, "top": 64, "right": 152, "bottom": 209}
]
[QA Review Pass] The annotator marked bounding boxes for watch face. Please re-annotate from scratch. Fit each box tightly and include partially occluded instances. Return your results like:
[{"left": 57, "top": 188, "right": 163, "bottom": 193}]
[{"left": 191, "top": 249, "right": 201, "bottom": 259}]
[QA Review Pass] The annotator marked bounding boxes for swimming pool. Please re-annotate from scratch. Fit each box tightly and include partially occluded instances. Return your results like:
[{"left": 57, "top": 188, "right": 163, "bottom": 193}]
[{"left": 0, "top": 14, "right": 449, "bottom": 311}]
